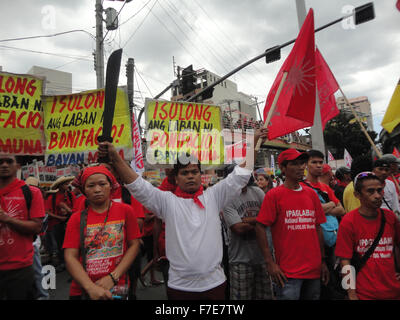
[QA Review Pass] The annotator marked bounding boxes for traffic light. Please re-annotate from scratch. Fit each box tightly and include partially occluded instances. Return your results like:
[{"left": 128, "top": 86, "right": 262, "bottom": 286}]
[
  {"left": 196, "top": 87, "right": 214, "bottom": 102},
  {"left": 181, "top": 65, "right": 196, "bottom": 95}
]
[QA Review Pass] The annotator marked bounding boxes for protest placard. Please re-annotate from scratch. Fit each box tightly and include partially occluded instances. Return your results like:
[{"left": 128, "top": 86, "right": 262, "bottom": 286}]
[
  {"left": 43, "top": 88, "right": 133, "bottom": 166},
  {"left": 0, "top": 72, "right": 45, "bottom": 155},
  {"left": 144, "top": 99, "right": 224, "bottom": 166}
]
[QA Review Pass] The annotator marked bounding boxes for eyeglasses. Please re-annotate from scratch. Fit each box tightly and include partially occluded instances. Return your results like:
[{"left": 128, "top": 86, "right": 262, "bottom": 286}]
[
  {"left": 354, "top": 171, "right": 376, "bottom": 186},
  {"left": 0, "top": 158, "right": 15, "bottom": 165}
]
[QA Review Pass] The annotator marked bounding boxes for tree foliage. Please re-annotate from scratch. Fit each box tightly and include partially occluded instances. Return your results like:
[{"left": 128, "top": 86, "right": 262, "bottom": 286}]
[{"left": 323, "top": 111, "right": 378, "bottom": 159}]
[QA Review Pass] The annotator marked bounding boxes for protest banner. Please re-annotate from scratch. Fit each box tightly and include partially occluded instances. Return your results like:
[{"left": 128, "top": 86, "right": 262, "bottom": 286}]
[
  {"left": 0, "top": 72, "right": 45, "bottom": 155},
  {"left": 144, "top": 99, "right": 225, "bottom": 166},
  {"left": 43, "top": 88, "right": 133, "bottom": 166},
  {"left": 130, "top": 111, "right": 145, "bottom": 175}
]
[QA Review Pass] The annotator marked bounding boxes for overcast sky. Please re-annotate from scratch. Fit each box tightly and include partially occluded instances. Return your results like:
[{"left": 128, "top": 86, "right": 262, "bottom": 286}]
[{"left": 1, "top": 0, "right": 399, "bottom": 135}]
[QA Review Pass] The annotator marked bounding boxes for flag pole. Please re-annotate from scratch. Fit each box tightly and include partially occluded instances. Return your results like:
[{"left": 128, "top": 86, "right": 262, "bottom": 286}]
[
  {"left": 255, "top": 72, "right": 288, "bottom": 151},
  {"left": 339, "top": 87, "right": 400, "bottom": 192},
  {"left": 338, "top": 87, "right": 381, "bottom": 158}
]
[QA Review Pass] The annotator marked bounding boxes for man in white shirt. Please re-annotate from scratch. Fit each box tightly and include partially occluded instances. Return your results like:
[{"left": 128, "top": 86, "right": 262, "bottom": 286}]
[
  {"left": 98, "top": 129, "right": 267, "bottom": 300},
  {"left": 372, "top": 158, "right": 400, "bottom": 216}
]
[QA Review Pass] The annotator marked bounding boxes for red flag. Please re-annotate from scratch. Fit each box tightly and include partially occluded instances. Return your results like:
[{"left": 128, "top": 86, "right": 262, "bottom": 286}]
[
  {"left": 397, "top": 0, "right": 400, "bottom": 11},
  {"left": 393, "top": 147, "right": 400, "bottom": 158},
  {"left": 328, "top": 150, "right": 335, "bottom": 162},
  {"left": 263, "top": 9, "right": 315, "bottom": 139},
  {"left": 315, "top": 48, "right": 340, "bottom": 130}
]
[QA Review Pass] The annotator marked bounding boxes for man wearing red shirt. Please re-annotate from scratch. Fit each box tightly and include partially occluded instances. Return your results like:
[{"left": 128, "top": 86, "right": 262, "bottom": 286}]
[
  {"left": 335, "top": 172, "right": 400, "bottom": 300},
  {"left": 45, "top": 176, "right": 76, "bottom": 271},
  {"left": 256, "top": 149, "right": 329, "bottom": 300},
  {"left": 0, "top": 156, "right": 45, "bottom": 300},
  {"left": 301, "top": 149, "right": 345, "bottom": 299}
]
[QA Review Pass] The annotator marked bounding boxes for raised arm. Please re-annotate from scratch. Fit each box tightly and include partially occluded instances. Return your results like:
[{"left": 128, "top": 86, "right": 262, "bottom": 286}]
[
  {"left": 98, "top": 142, "right": 138, "bottom": 184},
  {"left": 239, "top": 128, "right": 268, "bottom": 169}
]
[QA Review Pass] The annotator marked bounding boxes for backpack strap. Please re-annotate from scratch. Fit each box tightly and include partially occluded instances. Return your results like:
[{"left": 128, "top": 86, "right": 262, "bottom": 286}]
[
  {"left": 67, "top": 191, "right": 73, "bottom": 206},
  {"left": 21, "top": 184, "right": 32, "bottom": 214},
  {"left": 80, "top": 200, "right": 90, "bottom": 272},
  {"left": 354, "top": 209, "right": 386, "bottom": 273},
  {"left": 302, "top": 180, "right": 330, "bottom": 204}
]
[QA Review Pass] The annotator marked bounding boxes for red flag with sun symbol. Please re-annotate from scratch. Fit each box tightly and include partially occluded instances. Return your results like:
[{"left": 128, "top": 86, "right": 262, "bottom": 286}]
[{"left": 263, "top": 9, "right": 316, "bottom": 139}]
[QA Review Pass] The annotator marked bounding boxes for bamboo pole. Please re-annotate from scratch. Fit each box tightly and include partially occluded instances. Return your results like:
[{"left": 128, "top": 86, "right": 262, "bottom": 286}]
[
  {"left": 339, "top": 87, "right": 382, "bottom": 157},
  {"left": 255, "top": 72, "right": 288, "bottom": 151},
  {"left": 339, "top": 88, "right": 400, "bottom": 192}
]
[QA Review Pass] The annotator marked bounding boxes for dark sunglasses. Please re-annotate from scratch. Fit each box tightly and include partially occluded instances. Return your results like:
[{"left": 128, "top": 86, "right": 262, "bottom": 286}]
[
  {"left": 354, "top": 171, "right": 376, "bottom": 185},
  {"left": 0, "top": 158, "right": 15, "bottom": 165}
]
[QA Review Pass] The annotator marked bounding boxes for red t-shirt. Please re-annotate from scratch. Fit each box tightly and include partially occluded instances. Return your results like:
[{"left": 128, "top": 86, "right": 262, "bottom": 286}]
[
  {"left": 63, "top": 201, "right": 141, "bottom": 296},
  {"left": 45, "top": 191, "right": 76, "bottom": 230},
  {"left": 142, "top": 208, "right": 155, "bottom": 237},
  {"left": 335, "top": 208, "right": 400, "bottom": 300},
  {"left": 0, "top": 179, "right": 45, "bottom": 270},
  {"left": 257, "top": 185, "right": 326, "bottom": 279},
  {"left": 158, "top": 222, "right": 166, "bottom": 258},
  {"left": 301, "top": 180, "right": 340, "bottom": 204}
]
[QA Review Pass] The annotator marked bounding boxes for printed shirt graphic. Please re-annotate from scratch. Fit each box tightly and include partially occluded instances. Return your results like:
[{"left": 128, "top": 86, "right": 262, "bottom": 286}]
[
  {"left": 257, "top": 185, "right": 326, "bottom": 279},
  {"left": 63, "top": 201, "right": 141, "bottom": 296},
  {"left": 335, "top": 208, "right": 400, "bottom": 300},
  {"left": 0, "top": 181, "right": 45, "bottom": 270}
]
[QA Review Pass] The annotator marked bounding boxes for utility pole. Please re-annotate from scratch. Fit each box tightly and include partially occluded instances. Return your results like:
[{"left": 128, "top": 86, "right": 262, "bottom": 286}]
[
  {"left": 126, "top": 58, "right": 134, "bottom": 116},
  {"left": 95, "top": 0, "right": 105, "bottom": 89},
  {"left": 295, "top": 0, "right": 325, "bottom": 154}
]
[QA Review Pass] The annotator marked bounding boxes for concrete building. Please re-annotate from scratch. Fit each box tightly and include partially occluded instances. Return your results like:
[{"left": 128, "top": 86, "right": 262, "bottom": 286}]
[
  {"left": 27, "top": 66, "right": 72, "bottom": 95},
  {"left": 336, "top": 96, "right": 373, "bottom": 131},
  {"left": 171, "top": 68, "right": 259, "bottom": 126}
]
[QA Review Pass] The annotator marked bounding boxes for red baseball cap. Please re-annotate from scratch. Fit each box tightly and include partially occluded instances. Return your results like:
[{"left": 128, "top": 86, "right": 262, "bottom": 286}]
[
  {"left": 278, "top": 149, "right": 309, "bottom": 166},
  {"left": 322, "top": 164, "right": 332, "bottom": 174}
]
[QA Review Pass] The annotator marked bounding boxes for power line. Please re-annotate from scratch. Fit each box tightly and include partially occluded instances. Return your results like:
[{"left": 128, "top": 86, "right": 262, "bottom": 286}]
[
  {"left": 0, "top": 29, "right": 96, "bottom": 43},
  {"left": 140, "top": 1, "right": 204, "bottom": 68},
  {"left": 101, "top": 0, "right": 129, "bottom": 45},
  {"left": 119, "top": 0, "right": 153, "bottom": 27},
  {"left": 0, "top": 45, "right": 92, "bottom": 61},
  {"left": 122, "top": 0, "right": 158, "bottom": 48},
  {"left": 135, "top": 66, "right": 154, "bottom": 97},
  {"left": 161, "top": 0, "right": 233, "bottom": 76},
  {"left": 188, "top": 0, "right": 268, "bottom": 93}
]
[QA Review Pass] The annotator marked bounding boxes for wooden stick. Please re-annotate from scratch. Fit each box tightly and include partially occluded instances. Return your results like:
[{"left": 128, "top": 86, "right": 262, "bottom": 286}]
[
  {"left": 255, "top": 71, "right": 288, "bottom": 151},
  {"left": 339, "top": 88, "right": 400, "bottom": 192},
  {"left": 339, "top": 88, "right": 382, "bottom": 158}
]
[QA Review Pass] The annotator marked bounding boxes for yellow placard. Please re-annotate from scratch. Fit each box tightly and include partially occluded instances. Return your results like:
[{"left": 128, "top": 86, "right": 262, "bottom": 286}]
[
  {"left": 0, "top": 72, "right": 45, "bottom": 155},
  {"left": 145, "top": 99, "right": 224, "bottom": 166},
  {"left": 43, "top": 88, "right": 133, "bottom": 166}
]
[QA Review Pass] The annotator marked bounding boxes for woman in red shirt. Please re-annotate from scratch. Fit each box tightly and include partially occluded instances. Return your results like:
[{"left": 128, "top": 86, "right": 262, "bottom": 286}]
[{"left": 63, "top": 166, "right": 141, "bottom": 300}]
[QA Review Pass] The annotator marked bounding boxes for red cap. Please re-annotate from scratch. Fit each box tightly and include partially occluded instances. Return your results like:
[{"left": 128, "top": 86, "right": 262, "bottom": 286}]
[
  {"left": 278, "top": 149, "right": 309, "bottom": 166},
  {"left": 322, "top": 164, "right": 332, "bottom": 174}
]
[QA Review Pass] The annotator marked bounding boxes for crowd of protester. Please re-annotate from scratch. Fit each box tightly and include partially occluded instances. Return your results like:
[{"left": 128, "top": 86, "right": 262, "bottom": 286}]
[{"left": 1, "top": 130, "right": 400, "bottom": 300}]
